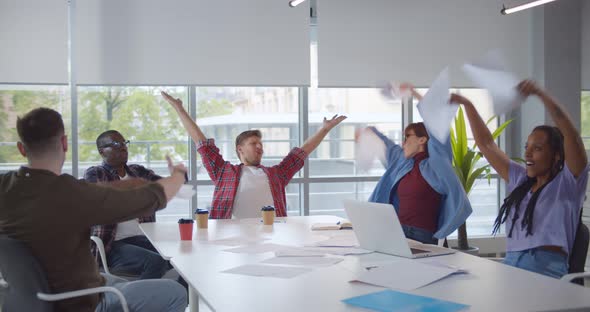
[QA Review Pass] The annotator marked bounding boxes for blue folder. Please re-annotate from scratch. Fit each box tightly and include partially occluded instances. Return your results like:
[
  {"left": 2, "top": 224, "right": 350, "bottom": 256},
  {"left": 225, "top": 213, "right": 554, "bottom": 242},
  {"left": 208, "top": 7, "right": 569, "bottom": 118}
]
[{"left": 342, "top": 289, "right": 469, "bottom": 312}]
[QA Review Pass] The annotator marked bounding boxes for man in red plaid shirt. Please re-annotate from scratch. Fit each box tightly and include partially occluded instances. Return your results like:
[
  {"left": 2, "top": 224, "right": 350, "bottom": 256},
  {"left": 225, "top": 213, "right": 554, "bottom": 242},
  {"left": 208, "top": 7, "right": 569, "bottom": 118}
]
[{"left": 163, "top": 91, "right": 346, "bottom": 219}]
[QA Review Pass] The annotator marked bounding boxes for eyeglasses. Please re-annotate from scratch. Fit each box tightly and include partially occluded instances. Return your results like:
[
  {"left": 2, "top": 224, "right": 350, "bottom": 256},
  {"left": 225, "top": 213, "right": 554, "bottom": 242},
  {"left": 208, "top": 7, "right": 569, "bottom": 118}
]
[{"left": 100, "top": 140, "right": 130, "bottom": 149}]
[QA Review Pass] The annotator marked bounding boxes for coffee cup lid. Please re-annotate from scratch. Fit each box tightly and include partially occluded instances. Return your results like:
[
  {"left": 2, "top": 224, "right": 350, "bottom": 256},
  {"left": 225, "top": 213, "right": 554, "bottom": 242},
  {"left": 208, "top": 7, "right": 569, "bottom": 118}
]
[
  {"left": 178, "top": 218, "right": 194, "bottom": 224},
  {"left": 261, "top": 206, "right": 275, "bottom": 211}
]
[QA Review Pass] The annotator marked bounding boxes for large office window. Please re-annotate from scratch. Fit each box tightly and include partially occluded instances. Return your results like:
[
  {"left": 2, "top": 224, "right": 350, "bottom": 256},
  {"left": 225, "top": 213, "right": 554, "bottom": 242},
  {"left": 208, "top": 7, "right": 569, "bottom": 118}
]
[
  {"left": 77, "top": 86, "right": 190, "bottom": 222},
  {"left": 0, "top": 85, "right": 72, "bottom": 174}
]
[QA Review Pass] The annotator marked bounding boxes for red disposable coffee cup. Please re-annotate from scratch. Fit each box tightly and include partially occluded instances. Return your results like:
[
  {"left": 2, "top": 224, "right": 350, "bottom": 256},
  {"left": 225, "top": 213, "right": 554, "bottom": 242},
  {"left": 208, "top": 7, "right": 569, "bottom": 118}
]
[{"left": 178, "top": 218, "right": 194, "bottom": 240}]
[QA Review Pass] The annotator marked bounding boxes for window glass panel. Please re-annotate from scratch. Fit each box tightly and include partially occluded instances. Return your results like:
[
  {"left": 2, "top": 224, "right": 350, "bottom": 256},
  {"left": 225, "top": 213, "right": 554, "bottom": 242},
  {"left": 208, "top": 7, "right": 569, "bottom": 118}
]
[
  {"left": 308, "top": 88, "right": 402, "bottom": 177},
  {"left": 309, "top": 181, "right": 378, "bottom": 217},
  {"left": 0, "top": 85, "right": 71, "bottom": 174},
  {"left": 77, "top": 86, "right": 189, "bottom": 220}
]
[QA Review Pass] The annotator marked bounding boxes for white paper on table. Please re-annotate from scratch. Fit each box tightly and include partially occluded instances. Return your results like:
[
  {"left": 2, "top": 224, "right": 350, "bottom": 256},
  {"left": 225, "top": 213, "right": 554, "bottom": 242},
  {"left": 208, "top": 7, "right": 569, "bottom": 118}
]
[
  {"left": 222, "top": 264, "right": 312, "bottom": 279},
  {"left": 174, "top": 184, "right": 196, "bottom": 199},
  {"left": 417, "top": 67, "right": 456, "bottom": 143},
  {"left": 275, "top": 248, "right": 326, "bottom": 257},
  {"left": 355, "top": 128, "right": 386, "bottom": 172},
  {"left": 262, "top": 256, "right": 344, "bottom": 267},
  {"left": 311, "top": 236, "right": 359, "bottom": 248},
  {"left": 351, "top": 260, "right": 462, "bottom": 291},
  {"left": 300, "top": 246, "right": 373, "bottom": 256},
  {"left": 462, "top": 50, "right": 524, "bottom": 115},
  {"left": 418, "top": 259, "right": 469, "bottom": 274},
  {"left": 223, "top": 243, "right": 291, "bottom": 254},
  {"left": 208, "top": 236, "right": 269, "bottom": 246}
]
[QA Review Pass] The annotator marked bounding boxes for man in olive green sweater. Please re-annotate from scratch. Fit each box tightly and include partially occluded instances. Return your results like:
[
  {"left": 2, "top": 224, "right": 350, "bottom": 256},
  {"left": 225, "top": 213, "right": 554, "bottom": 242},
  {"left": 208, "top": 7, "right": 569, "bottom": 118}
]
[{"left": 0, "top": 108, "right": 187, "bottom": 312}]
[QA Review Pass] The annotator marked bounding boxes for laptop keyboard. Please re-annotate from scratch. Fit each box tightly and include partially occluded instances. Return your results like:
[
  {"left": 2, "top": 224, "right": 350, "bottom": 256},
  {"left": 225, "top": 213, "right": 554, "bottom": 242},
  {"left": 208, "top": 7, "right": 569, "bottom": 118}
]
[{"left": 410, "top": 248, "right": 429, "bottom": 254}]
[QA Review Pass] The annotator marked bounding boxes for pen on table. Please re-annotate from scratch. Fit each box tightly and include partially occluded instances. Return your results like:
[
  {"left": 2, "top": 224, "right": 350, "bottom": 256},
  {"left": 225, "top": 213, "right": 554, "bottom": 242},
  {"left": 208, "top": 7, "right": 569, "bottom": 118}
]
[{"left": 260, "top": 220, "right": 286, "bottom": 223}]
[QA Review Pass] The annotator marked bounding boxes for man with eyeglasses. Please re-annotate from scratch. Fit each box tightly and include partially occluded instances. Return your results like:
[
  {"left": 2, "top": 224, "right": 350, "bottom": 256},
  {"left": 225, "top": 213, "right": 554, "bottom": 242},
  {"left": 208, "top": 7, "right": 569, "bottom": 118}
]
[{"left": 84, "top": 130, "right": 172, "bottom": 281}]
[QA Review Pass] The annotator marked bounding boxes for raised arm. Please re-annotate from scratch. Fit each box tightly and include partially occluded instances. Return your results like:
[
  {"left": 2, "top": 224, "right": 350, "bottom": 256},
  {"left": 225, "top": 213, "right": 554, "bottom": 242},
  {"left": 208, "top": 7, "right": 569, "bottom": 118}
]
[
  {"left": 155, "top": 155, "right": 188, "bottom": 201},
  {"left": 400, "top": 82, "right": 423, "bottom": 101},
  {"left": 161, "top": 91, "right": 207, "bottom": 143},
  {"left": 519, "top": 80, "right": 588, "bottom": 177},
  {"left": 450, "top": 93, "right": 511, "bottom": 182},
  {"left": 300, "top": 114, "right": 347, "bottom": 155}
]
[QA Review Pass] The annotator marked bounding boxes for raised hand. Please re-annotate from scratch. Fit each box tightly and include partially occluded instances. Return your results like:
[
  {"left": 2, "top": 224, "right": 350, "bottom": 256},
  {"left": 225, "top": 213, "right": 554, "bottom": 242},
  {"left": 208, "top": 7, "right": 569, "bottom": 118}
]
[
  {"left": 517, "top": 80, "right": 542, "bottom": 98},
  {"left": 161, "top": 91, "right": 184, "bottom": 110},
  {"left": 322, "top": 114, "right": 347, "bottom": 131},
  {"left": 166, "top": 154, "right": 187, "bottom": 176}
]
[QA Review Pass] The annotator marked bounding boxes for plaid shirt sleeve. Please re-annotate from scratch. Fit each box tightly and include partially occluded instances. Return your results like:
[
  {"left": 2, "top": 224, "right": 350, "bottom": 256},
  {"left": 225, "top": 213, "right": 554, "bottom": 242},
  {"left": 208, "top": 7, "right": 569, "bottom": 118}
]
[
  {"left": 127, "top": 165, "right": 159, "bottom": 222},
  {"left": 197, "top": 139, "right": 229, "bottom": 182},
  {"left": 273, "top": 147, "right": 307, "bottom": 185}
]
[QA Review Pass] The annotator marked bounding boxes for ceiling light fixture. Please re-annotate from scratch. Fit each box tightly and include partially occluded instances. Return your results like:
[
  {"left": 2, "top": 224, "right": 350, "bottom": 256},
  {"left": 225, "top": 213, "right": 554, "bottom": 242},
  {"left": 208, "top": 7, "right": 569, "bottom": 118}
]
[
  {"left": 501, "top": 0, "right": 559, "bottom": 15},
  {"left": 288, "top": 0, "right": 306, "bottom": 7}
]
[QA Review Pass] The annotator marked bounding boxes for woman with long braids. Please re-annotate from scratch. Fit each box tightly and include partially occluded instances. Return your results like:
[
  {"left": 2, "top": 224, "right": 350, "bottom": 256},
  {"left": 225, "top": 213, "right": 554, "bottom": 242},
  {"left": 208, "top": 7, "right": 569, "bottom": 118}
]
[{"left": 451, "top": 80, "right": 588, "bottom": 278}]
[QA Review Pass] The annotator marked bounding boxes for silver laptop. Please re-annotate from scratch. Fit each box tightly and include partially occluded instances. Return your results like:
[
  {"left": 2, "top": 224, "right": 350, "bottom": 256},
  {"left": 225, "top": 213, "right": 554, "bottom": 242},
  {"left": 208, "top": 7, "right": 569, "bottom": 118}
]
[{"left": 343, "top": 199, "right": 455, "bottom": 258}]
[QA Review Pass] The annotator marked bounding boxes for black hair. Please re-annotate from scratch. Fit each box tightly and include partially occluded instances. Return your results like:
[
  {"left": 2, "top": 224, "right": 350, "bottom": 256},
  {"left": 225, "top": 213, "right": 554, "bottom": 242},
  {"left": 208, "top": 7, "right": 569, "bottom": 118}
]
[
  {"left": 16, "top": 107, "right": 65, "bottom": 156},
  {"left": 96, "top": 130, "right": 122, "bottom": 149},
  {"left": 492, "top": 126, "right": 565, "bottom": 237}
]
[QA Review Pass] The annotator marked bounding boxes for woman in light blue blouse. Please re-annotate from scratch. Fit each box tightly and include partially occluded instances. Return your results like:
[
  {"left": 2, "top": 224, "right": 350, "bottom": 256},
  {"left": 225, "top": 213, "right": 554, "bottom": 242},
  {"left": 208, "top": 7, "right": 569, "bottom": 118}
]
[{"left": 452, "top": 80, "right": 589, "bottom": 278}]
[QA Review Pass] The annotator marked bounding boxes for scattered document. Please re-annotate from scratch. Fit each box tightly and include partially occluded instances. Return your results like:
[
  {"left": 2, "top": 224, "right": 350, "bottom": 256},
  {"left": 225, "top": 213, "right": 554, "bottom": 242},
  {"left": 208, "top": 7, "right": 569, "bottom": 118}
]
[
  {"left": 312, "top": 236, "right": 359, "bottom": 248},
  {"left": 355, "top": 128, "right": 386, "bottom": 172},
  {"left": 174, "top": 184, "right": 196, "bottom": 199},
  {"left": 222, "top": 264, "right": 312, "bottom": 279},
  {"left": 208, "top": 236, "right": 269, "bottom": 246},
  {"left": 462, "top": 49, "right": 524, "bottom": 115},
  {"left": 418, "top": 259, "right": 469, "bottom": 274},
  {"left": 380, "top": 81, "right": 411, "bottom": 101},
  {"left": 351, "top": 260, "right": 462, "bottom": 291},
  {"left": 262, "top": 256, "right": 344, "bottom": 267},
  {"left": 342, "top": 289, "right": 469, "bottom": 312},
  {"left": 417, "top": 67, "right": 456, "bottom": 143},
  {"left": 223, "top": 243, "right": 291, "bottom": 254},
  {"left": 300, "top": 246, "right": 373, "bottom": 256},
  {"left": 275, "top": 248, "right": 326, "bottom": 257}
]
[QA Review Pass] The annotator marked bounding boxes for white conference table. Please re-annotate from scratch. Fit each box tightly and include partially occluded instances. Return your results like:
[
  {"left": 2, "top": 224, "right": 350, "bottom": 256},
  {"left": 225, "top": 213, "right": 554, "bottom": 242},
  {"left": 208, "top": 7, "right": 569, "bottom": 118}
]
[{"left": 140, "top": 216, "right": 590, "bottom": 312}]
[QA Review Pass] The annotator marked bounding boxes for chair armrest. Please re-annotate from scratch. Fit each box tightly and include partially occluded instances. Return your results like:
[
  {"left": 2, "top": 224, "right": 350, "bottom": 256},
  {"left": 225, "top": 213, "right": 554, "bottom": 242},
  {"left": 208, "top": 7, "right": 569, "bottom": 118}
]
[
  {"left": 37, "top": 286, "right": 129, "bottom": 312},
  {"left": 560, "top": 272, "right": 590, "bottom": 283},
  {"left": 90, "top": 236, "right": 111, "bottom": 275}
]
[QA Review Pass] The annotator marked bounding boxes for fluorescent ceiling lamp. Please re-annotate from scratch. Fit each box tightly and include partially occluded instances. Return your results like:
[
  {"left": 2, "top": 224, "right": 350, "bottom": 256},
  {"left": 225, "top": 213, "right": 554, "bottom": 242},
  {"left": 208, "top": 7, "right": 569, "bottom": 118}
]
[
  {"left": 501, "top": 0, "right": 559, "bottom": 14},
  {"left": 289, "top": 0, "right": 306, "bottom": 7}
]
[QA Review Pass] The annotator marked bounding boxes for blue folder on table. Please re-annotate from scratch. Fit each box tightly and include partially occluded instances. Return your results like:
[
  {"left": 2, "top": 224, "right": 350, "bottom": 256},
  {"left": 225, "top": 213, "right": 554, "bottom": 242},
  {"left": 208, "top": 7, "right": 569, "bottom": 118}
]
[{"left": 342, "top": 289, "right": 469, "bottom": 312}]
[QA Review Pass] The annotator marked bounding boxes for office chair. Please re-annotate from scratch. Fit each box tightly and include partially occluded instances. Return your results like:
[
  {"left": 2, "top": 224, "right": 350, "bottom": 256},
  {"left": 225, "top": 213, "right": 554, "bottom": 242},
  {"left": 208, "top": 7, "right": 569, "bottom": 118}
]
[
  {"left": 561, "top": 223, "right": 590, "bottom": 286},
  {"left": 90, "top": 236, "right": 140, "bottom": 280},
  {"left": 0, "top": 235, "right": 128, "bottom": 312}
]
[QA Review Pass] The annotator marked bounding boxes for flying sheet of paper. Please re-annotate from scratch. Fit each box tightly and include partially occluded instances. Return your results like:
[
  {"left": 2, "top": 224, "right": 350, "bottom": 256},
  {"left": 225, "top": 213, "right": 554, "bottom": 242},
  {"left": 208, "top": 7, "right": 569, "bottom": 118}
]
[
  {"left": 223, "top": 243, "right": 291, "bottom": 254},
  {"left": 222, "top": 264, "right": 312, "bottom": 279},
  {"left": 417, "top": 67, "right": 456, "bottom": 143},
  {"left": 174, "top": 184, "right": 196, "bottom": 199},
  {"left": 355, "top": 128, "right": 386, "bottom": 172},
  {"left": 380, "top": 81, "right": 412, "bottom": 101},
  {"left": 351, "top": 260, "right": 462, "bottom": 291},
  {"left": 462, "top": 49, "right": 524, "bottom": 115},
  {"left": 262, "top": 256, "right": 344, "bottom": 267}
]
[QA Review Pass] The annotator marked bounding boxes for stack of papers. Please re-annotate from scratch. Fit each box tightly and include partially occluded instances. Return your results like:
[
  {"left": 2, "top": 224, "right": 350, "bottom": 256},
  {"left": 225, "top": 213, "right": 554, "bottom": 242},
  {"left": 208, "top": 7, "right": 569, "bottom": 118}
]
[
  {"left": 342, "top": 289, "right": 469, "bottom": 312},
  {"left": 311, "top": 220, "right": 352, "bottom": 231},
  {"left": 351, "top": 260, "right": 464, "bottom": 291}
]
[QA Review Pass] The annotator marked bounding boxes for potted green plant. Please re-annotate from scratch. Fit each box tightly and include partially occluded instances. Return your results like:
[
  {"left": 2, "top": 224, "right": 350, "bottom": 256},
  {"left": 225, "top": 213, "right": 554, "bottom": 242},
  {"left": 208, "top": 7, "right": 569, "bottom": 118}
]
[{"left": 450, "top": 106, "right": 513, "bottom": 252}]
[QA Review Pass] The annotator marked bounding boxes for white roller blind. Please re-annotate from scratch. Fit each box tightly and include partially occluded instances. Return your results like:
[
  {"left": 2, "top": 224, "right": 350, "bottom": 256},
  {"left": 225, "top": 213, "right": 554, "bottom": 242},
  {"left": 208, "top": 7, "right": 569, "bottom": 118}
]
[
  {"left": 0, "top": 0, "right": 68, "bottom": 84},
  {"left": 582, "top": 0, "right": 590, "bottom": 90},
  {"left": 318, "top": 0, "right": 531, "bottom": 87},
  {"left": 76, "top": 0, "right": 310, "bottom": 86}
]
